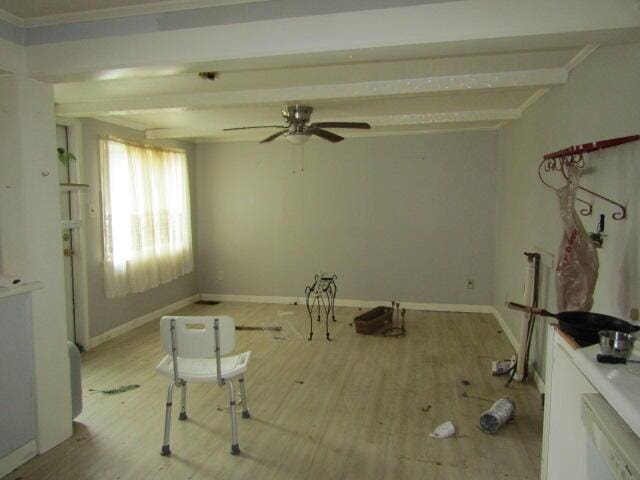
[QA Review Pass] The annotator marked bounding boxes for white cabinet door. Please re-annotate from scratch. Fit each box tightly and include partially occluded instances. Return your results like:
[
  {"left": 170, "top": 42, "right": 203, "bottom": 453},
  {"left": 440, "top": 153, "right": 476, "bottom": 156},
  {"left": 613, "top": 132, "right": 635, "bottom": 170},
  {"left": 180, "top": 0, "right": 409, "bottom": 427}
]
[{"left": 545, "top": 342, "right": 597, "bottom": 480}]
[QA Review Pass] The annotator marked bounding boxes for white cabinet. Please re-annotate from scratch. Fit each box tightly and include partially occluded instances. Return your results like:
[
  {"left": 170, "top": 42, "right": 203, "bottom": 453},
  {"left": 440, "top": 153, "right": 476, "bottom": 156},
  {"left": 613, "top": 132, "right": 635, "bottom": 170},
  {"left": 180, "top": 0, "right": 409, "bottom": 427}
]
[
  {"left": 542, "top": 326, "right": 598, "bottom": 480},
  {"left": 0, "top": 286, "right": 40, "bottom": 477}
]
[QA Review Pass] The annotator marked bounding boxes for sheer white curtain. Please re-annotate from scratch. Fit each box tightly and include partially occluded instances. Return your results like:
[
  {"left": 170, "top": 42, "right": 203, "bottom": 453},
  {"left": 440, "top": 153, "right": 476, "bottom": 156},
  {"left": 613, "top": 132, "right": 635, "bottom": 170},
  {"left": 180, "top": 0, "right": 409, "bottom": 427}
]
[{"left": 100, "top": 137, "right": 193, "bottom": 298}]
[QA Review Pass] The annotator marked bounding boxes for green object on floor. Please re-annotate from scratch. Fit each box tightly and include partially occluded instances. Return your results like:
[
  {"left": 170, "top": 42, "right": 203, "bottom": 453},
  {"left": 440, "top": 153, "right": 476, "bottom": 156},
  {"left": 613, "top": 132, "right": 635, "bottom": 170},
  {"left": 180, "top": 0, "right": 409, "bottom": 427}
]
[{"left": 90, "top": 384, "right": 141, "bottom": 395}]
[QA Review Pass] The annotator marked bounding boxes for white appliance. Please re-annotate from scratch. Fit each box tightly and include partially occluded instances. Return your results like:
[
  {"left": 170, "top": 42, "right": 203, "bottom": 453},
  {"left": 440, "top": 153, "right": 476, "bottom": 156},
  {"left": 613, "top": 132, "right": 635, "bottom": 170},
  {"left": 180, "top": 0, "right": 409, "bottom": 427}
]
[{"left": 582, "top": 393, "right": 640, "bottom": 480}]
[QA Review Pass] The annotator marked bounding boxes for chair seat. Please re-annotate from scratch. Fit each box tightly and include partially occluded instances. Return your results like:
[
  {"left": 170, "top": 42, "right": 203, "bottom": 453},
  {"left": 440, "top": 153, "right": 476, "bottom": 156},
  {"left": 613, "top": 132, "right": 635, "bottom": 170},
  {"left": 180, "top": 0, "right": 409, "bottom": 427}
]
[{"left": 156, "top": 351, "right": 251, "bottom": 383}]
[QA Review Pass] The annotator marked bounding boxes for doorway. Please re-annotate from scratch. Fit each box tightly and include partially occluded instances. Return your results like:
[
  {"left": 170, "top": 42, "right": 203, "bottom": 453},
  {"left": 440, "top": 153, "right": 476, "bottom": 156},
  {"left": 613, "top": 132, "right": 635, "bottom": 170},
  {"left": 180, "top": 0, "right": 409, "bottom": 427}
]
[
  {"left": 56, "top": 119, "right": 90, "bottom": 350},
  {"left": 57, "top": 124, "right": 76, "bottom": 344}
]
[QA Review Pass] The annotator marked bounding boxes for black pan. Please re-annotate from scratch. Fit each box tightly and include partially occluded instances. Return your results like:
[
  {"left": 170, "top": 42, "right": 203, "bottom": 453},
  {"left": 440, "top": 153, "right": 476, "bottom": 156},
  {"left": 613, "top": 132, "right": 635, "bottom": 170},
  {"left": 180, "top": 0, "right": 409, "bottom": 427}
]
[{"left": 507, "top": 302, "right": 640, "bottom": 346}]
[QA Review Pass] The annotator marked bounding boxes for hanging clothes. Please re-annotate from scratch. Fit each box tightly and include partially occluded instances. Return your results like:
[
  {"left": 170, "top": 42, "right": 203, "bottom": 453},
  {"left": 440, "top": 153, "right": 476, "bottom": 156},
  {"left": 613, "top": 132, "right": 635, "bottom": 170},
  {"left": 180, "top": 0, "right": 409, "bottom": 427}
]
[{"left": 556, "top": 164, "right": 599, "bottom": 311}]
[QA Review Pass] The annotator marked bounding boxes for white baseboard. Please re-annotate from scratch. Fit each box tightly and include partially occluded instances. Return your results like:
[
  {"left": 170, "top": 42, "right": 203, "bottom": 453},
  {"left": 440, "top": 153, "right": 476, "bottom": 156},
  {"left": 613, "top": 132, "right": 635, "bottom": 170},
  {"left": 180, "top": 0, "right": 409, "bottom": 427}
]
[
  {"left": 489, "top": 306, "right": 545, "bottom": 393},
  {"left": 532, "top": 368, "right": 545, "bottom": 394},
  {"left": 489, "top": 306, "right": 519, "bottom": 349},
  {"left": 200, "top": 293, "right": 494, "bottom": 314},
  {"left": 88, "top": 294, "right": 200, "bottom": 349},
  {"left": 0, "top": 440, "right": 37, "bottom": 478},
  {"left": 201, "top": 293, "right": 297, "bottom": 305}
]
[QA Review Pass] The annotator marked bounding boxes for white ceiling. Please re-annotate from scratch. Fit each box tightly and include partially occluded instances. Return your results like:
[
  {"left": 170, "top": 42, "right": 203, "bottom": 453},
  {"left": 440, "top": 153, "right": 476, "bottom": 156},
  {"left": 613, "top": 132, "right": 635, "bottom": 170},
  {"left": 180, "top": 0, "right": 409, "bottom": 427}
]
[
  {"left": 55, "top": 46, "right": 594, "bottom": 143},
  {"left": 8, "top": 0, "right": 636, "bottom": 144}
]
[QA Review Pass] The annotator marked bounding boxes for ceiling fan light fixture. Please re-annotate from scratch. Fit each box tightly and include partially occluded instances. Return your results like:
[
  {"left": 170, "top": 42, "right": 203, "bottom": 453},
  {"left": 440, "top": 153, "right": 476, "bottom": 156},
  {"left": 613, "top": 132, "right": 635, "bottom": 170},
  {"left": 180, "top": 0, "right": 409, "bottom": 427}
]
[{"left": 285, "top": 132, "right": 311, "bottom": 145}]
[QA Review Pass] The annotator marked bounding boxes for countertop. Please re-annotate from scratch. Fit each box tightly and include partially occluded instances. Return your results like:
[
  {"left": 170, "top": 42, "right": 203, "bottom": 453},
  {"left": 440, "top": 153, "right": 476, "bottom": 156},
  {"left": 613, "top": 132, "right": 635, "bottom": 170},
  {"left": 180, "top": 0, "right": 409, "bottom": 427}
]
[
  {"left": 0, "top": 282, "right": 42, "bottom": 299},
  {"left": 556, "top": 329, "right": 640, "bottom": 438}
]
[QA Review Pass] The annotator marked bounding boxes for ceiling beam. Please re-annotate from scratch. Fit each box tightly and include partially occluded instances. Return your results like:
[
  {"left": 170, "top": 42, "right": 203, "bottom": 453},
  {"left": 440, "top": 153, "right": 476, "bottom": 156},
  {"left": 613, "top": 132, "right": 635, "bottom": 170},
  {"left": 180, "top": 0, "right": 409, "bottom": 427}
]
[
  {"left": 144, "top": 109, "right": 521, "bottom": 139},
  {"left": 57, "top": 68, "right": 566, "bottom": 117},
  {"left": 26, "top": 0, "right": 640, "bottom": 81}
]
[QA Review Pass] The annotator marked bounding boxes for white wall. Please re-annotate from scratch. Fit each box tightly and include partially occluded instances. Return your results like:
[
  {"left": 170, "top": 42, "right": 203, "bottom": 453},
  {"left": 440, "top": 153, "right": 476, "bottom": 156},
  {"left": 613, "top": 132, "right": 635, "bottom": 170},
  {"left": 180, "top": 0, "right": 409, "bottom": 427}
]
[
  {"left": 0, "top": 75, "right": 72, "bottom": 453},
  {"left": 80, "top": 119, "right": 199, "bottom": 337},
  {"left": 196, "top": 132, "right": 497, "bottom": 305},
  {"left": 494, "top": 42, "right": 640, "bottom": 380}
]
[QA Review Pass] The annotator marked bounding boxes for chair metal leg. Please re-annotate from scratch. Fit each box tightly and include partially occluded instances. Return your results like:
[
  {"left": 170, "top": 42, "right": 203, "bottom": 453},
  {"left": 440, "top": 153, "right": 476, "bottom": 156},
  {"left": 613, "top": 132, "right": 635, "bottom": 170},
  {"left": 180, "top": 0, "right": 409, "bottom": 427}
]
[
  {"left": 239, "top": 376, "right": 251, "bottom": 419},
  {"left": 179, "top": 381, "right": 188, "bottom": 420},
  {"left": 161, "top": 380, "right": 176, "bottom": 456},
  {"left": 227, "top": 379, "right": 241, "bottom": 455}
]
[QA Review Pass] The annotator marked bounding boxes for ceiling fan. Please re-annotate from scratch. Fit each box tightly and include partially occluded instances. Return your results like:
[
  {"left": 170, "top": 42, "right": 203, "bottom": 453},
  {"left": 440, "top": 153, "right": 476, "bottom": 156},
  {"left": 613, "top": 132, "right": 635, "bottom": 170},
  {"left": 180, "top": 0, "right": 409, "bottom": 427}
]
[{"left": 223, "top": 105, "right": 371, "bottom": 144}]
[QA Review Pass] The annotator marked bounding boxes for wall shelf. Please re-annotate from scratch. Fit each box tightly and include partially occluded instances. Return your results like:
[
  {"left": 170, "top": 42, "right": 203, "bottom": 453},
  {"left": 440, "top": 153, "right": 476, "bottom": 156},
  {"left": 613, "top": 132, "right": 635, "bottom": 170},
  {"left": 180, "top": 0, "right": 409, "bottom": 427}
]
[
  {"left": 61, "top": 220, "right": 82, "bottom": 230},
  {"left": 539, "top": 134, "right": 639, "bottom": 220}
]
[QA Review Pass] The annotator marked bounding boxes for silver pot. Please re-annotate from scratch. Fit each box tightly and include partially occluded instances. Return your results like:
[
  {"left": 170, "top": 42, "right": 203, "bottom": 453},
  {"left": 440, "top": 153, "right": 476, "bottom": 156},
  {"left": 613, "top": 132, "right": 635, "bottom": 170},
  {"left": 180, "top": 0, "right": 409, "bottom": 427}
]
[{"left": 598, "top": 330, "right": 636, "bottom": 359}]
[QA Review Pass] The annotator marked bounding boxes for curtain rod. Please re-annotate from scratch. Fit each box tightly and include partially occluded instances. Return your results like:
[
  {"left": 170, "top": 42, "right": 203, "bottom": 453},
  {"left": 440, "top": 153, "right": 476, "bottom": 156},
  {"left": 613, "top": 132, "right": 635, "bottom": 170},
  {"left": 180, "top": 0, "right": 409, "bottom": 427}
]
[{"left": 101, "top": 135, "right": 186, "bottom": 155}]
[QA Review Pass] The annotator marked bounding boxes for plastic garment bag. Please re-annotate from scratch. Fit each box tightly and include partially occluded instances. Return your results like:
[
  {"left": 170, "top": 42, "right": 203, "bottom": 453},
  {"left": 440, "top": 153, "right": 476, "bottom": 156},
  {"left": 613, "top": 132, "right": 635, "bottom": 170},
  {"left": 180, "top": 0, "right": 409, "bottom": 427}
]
[{"left": 555, "top": 165, "right": 599, "bottom": 311}]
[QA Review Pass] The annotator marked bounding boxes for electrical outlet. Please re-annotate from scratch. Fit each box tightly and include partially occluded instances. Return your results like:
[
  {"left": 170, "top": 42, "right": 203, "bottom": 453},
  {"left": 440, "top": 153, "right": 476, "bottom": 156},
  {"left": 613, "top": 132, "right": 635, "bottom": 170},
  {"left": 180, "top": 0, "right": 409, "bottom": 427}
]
[
  {"left": 217, "top": 270, "right": 225, "bottom": 281},
  {"left": 466, "top": 279, "right": 475, "bottom": 289}
]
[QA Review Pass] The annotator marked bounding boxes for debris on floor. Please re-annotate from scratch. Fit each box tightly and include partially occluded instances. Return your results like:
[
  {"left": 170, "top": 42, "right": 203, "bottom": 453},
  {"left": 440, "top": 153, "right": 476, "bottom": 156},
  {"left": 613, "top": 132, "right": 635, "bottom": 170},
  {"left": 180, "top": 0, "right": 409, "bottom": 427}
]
[
  {"left": 461, "top": 380, "right": 471, "bottom": 386},
  {"left": 89, "top": 384, "right": 140, "bottom": 395},
  {"left": 236, "top": 325, "right": 282, "bottom": 332},
  {"left": 430, "top": 421, "right": 455, "bottom": 439},
  {"left": 295, "top": 380, "right": 304, "bottom": 384},
  {"left": 491, "top": 356, "right": 516, "bottom": 376},
  {"left": 462, "top": 391, "right": 494, "bottom": 403},
  {"left": 479, "top": 397, "right": 516, "bottom": 434},
  {"left": 421, "top": 405, "right": 432, "bottom": 413}
]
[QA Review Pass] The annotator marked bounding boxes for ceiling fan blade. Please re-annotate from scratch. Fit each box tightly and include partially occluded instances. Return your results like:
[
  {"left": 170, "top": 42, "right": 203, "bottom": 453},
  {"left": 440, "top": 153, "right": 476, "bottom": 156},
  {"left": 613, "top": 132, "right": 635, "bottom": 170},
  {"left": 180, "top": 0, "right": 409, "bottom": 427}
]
[
  {"left": 223, "top": 125, "right": 285, "bottom": 131},
  {"left": 310, "top": 122, "right": 371, "bottom": 130},
  {"left": 307, "top": 127, "right": 344, "bottom": 143},
  {"left": 260, "top": 130, "right": 288, "bottom": 143}
]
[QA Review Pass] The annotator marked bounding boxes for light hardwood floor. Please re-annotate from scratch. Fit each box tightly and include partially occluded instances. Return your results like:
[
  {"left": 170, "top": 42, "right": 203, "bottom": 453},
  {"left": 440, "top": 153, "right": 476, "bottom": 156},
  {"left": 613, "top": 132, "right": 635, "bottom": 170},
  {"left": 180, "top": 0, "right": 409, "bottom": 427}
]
[{"left": 5, "top": 303, "right": 542, "bottom": 480}]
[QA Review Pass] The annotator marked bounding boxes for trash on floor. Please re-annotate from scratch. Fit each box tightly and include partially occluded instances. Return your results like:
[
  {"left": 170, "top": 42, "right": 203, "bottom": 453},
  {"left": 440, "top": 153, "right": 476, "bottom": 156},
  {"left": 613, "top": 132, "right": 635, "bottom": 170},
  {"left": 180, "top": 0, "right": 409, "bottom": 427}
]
[
  {"left": 89, "top": 384, "right": 140, "bottom": 395},
  {"left": 491, "top": 357, "right": 516, "bottom": 376},
  {"left": 430, "top": 421, "right": 456, "bottom": 438},
  {"left": 236, "top": 325, "right": 282, "bottom": 332},
  {"left": 462, "top": 391, "right": 493, "bottom": 403},
  {"left": 479, "top": 396, "right": 516, "bottom": 434}
]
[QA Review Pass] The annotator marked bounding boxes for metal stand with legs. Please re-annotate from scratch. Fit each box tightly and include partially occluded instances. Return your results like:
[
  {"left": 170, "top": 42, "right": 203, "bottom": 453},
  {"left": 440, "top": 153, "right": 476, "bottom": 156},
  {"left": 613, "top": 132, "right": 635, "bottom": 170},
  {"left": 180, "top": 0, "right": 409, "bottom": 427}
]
[
  {"left": 305, "top": 274, "right": 337, "bottom": 341},
  {"left": 383, "top": 301, "right": 406, "bottom": 337}
]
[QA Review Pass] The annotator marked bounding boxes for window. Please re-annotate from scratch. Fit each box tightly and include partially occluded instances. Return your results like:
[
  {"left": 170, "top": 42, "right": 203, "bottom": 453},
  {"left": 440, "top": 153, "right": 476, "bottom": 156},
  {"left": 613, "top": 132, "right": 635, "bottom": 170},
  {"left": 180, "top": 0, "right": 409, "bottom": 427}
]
[{"left": 100, "top": 137, "right": 193, "bottom": 298}]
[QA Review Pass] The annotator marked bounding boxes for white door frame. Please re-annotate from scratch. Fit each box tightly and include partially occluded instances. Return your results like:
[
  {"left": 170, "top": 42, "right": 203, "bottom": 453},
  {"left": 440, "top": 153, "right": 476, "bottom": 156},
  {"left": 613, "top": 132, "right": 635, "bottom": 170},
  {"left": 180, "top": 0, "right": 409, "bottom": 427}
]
[{"left": 56, "top": 117, "right": 90, "bottom": 349}]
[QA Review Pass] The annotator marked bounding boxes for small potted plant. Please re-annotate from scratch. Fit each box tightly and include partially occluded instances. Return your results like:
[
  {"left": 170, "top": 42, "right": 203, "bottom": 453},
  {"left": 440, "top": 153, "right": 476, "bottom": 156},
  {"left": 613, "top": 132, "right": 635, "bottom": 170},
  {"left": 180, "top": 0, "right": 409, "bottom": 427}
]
[
  {"left": 57, "top": 148, "right": 88, "bottom": 189},
  {"left": 57, "top": 147, "right": 76, "bottom": 166}
]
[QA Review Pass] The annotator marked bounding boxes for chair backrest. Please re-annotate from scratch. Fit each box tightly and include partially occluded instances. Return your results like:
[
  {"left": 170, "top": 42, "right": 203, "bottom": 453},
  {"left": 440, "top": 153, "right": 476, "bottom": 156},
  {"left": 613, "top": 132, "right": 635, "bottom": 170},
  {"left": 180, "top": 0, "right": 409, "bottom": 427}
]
[{"left": 160, "top": 316, "right": 235, "bottom": 358}]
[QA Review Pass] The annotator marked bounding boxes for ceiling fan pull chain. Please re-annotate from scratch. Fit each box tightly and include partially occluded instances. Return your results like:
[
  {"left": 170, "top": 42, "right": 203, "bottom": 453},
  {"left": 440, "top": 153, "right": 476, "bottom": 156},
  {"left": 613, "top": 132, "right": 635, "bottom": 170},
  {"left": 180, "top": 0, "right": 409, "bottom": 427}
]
[
  {"left": 292, "top": 144, "right": 296, "bottom": 174},
  {"left": 301, "top": 146, "right": 304, "bottom": 173}
]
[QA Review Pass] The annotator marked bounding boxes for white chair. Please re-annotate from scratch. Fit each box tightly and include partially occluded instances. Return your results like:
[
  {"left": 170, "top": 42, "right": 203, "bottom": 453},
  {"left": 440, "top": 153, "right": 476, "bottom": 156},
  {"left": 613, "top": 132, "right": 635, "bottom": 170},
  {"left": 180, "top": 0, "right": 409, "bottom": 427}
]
[{"left": 156, "top": 315, "right": 251, "bottom": 456}]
